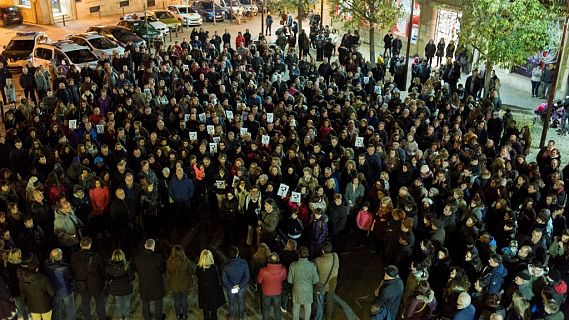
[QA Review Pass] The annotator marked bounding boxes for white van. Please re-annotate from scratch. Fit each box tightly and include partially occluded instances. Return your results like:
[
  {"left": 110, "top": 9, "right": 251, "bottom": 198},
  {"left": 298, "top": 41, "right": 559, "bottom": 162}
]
[{"left": 32, "top": 41, "right": 99, "bottom": 71}]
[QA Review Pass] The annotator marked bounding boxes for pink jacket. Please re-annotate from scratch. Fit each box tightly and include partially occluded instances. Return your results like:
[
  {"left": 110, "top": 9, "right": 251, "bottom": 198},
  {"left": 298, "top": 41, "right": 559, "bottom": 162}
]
[{"left": 356, "top": 210, "right": 373, "bottom": 231}]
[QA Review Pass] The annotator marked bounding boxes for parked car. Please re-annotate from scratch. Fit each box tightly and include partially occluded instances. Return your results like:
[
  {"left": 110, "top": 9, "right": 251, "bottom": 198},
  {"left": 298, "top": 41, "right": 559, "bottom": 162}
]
[
  {"left": 239, "top": 0, "right": 258, "bottom": 16},
  {"left": 218, "top": 0, "right": 244, "bottom": 19},
  {"left": 167, "top": 5, "right": 203, "bottom": 26},
  {"left": 0, "top": 6, "right": 23, "bottom": 27},
  {"left": 190, "top": 1, "right": 225, "bottom": 22},
  {"left": 66, "top": 32, "right": 125, "bottom": 59},
  {"left": 32, "top": 41, "right": 99, "bottom": 72},
  {"left": 117, "top": 19, "right": 163, "bottom": 43},
  {"left": 1, "top": 31, "right": 49, "bottom": 70},
  {"left": 149, "top": 10, "right": 182, "bottom": 31},
  {"left": 122, "top": 12, "right": 169, "bottom": 37},
  {"left": 86, "top": 25, "right": 145, "bottom": 48}
]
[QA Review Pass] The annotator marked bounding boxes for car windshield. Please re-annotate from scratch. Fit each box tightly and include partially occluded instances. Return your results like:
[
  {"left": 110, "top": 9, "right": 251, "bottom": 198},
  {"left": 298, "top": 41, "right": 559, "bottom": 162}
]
[
  {"left": 155, "top": 11, "right": 174, "bottom": 19},
  {"left": 89, "top": 37, "right": 117, "bottom": 50},
  {"left": 6, "top": 40, "right": 34, "bottom": 51},
  {"left": 202, "top": 2, "right": 221, "bottom": 9},
  {"left": 239, "top": 0, "right": 252, "bottom": 5},
  {"left": 176, "top": 7, "right": 189, "bottom": 13},
  {"left": 66, "top": 49, "right": 98, "bottom": 64},
  {"left": 110, "top": 28, "right": 133, "bottom": 40},
  {"left": 130, "top": 21, "right": 158, "bottom": 32}
]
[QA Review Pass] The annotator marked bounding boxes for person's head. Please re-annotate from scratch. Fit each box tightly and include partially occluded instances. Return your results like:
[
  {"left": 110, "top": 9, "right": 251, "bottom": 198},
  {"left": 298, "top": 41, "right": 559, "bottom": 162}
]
[
  {"left": 384, "top": 265, "right": 399, "bottom": 280},
  {"left": 268, "top": 252, "right": 280, "bottom": 264},
  {"left": 50, "top": 248, "right": 63, "bottom": 262},
  {"left": 111, "top": 249, "right": 126, "bottom": 263},
  {"left": 322, "top": 241, "right": 333, "bottom": 254},
  {"left": 489, "top": 254, "right": 502, "bottom": 267},
  {"left": 544, "top": 300, "right": 560, "bottom": 315},
  {"left": 299, "top": 246, "right": 309, "bottom": 258},
  {"left": 457, "top": 292, "right": 472, "bottom": 309},
  {"left": 80, "top": 237, "right": 92, "bottom": 250},
  {"left": 198, "top": 249, "right": 215, "bottom": 269},
  {"left": 23, "top": 216, "right": 33, "bottom": 229},
  {"left": 285, "top": 239, "right": 297, "bottom": 251},
  {"left": 229, "top": 245, "right": 239, "bottom": 258},
  {"left": 144, "top": 238, "right": 156, "bottom": 251}
]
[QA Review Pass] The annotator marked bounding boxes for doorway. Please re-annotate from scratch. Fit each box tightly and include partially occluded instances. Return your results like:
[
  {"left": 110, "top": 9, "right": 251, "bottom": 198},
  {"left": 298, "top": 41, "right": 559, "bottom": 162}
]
[{"left": 434, "top": 8, "right": 461, "bottom": 43}]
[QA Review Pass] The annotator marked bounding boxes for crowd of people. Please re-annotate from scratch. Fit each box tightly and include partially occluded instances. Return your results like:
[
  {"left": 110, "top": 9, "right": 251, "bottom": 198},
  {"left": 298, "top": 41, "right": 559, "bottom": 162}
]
[{"left": 0, "top": 12, "right": 566, "bottom": 320}]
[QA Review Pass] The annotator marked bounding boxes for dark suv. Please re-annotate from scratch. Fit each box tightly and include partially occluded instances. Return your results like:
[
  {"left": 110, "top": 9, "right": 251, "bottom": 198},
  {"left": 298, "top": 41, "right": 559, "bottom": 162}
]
[{"left": 0, "top": 6, "right": 23, "bottom": 27}]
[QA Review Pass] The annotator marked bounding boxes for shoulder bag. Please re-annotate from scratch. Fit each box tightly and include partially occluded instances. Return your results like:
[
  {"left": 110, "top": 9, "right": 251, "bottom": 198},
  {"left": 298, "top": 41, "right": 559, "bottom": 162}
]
[{"left": 314, "top": 254, "right": 336, "bottom": 294}]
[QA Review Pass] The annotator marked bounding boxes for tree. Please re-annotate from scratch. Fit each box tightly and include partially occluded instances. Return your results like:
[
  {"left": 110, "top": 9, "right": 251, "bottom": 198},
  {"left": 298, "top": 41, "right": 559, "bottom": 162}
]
[
  {"left": 329, "top": 0, "right": 402, "bottom": 62},
  {"left": 273, "top": 0, "right": 315, "bottom": 35},
  {"left": 458, "top": 0, "right": 563, "bottom": 95}
]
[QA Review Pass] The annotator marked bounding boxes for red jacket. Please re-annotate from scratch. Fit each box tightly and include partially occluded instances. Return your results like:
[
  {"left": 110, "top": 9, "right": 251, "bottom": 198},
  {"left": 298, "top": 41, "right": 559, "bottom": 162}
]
[
  {"left": 257, "top": 263, "right": 286, "bottom": 296},
  {"left": 89, "top": 186, "right": 110, "bottom": 216}
]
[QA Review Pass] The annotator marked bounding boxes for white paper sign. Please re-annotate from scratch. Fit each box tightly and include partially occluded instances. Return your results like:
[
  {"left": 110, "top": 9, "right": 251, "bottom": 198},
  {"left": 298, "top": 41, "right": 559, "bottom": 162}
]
[
  {"left": 189, "top": 132, "right": 198, "bottom": 141},
  {"left": 277, "top": 183, "right": 289, "bottom": 197},
  {"left": 96, "top": 124, "right": 105, "bottom": 134},
  {"left": 69, "top": 120, "right": 77, "bottom": 130},
  {"left": 213, "top": 136, "right": 221, "bottom": 144},
  {"left": 184, "top": 114, "right": 190, "bottom": 122},
  {"left": 207, "top": 125, "right": 215, "bottom": 135},
  {"left": 241, "top": 111, "right": 248, "bottom": 120},
  {"left": 209, "top": 142, "right": 218, "bottom": 154},
  {"left": 261, "top": 135, "right": 270, "bottom": 145},
  {"left": 355, "top": 137, "right": 364, "bottom": 147},
  {"left": 240, "top": 127, "right": 248, "bottom": 136},
  {"left": 291, "top": 192, "right": 301, "bottom": 203},
  {"left": 226, "top": 110, "right": 234, "bottom": 119},
  {"left": 199, "top": 113, "right": 206, "bottom": 122},
  {"left": 363, "top": 76, "right": 370, "bottom": 84},
  {"left": 215, "top": 180, "right": 226, "bottom": 189},
  {"left": 267, "top": 113, "right": 274, "bottom": 123}
]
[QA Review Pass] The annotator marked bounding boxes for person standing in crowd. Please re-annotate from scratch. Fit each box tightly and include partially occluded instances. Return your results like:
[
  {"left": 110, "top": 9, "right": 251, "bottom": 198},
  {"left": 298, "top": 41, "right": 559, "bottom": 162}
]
[
  {"left": 18, "top": 256, "right": 54, "bottom": 320},
  {"left": 425, "top": 39, "right": 436, "bottom": 66},
  {"left": 5, "top": 249, "right": 28, "bottom": 320},
  {"left": 314, "top": 241, "right": 339, "bottom": 320},
  {"left": 392, "top": 36, "right": 403, "bottom": 58},
  {"left": 70, "top": 237, "right": 106, "bottom": 320},
  {"left": 287, "top": 246, "right": 319, "bottom": 320},
  {"left": 133, "top": 239, "right": 166, "bottom": 320},
  {"left": 196, "top": 249, "right": 226, "bottom": 320},
  {"left": 53, "top": 199, "right": 82, "bottom": 260},
  {"left": 222, "top": 246, "right": 250, "bottom": 320},
  {"left": 166, "top": 245, "right": 192, "bottom": 320},
  {"left": 105, "top": 249, "right": 135, "bottom": 320},
  {"left": 530, "top": 64, "right": 543, "bottom": 98},
  {"left": 383, "top": 31, "right": 394, "bottom": 57},
  {"left": 168, "top": 167, "right": 195, "bottom": 225},
  {"left": 266, "top": 13, "right": 273, "bottom": 36},
  {"left": 45, "top": 248, "right": 75, "bottom": 320},
  {"left": 257, "top": 252, "right": 287, "bottom": 320},
  {"left": 436, "top": 38, "right": 446, "bottom": 66},
  {"left": 373, "top": 265, "right": 404, "bottom": 318}
]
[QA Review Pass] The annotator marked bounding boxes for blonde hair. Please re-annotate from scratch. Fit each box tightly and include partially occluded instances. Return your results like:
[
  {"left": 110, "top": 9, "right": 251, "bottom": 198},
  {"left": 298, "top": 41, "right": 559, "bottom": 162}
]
[
  {"left": 7, "top": 248, "right": 22, "bottom": 264},
  {"left": 111, "top": 249, "right": 128, "bottom": 270},
  {"left": 197, "top": 249, "right": 215, "bottom": 269}
]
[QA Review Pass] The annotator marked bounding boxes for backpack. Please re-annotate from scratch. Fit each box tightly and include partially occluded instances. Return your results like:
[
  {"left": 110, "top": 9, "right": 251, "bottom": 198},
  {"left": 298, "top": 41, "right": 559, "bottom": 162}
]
[{"left": 370, "top": 304, "right": 393, "bottom": 320}]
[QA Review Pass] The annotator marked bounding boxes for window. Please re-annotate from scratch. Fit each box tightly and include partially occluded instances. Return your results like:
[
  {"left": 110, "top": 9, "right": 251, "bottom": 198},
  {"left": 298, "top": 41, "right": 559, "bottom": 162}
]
[
  {"left": 34, "top": 48, "right": 52, "bottom": 60},
  {"left": 16, "top": 0, "right": 31, "bottom": 7}
]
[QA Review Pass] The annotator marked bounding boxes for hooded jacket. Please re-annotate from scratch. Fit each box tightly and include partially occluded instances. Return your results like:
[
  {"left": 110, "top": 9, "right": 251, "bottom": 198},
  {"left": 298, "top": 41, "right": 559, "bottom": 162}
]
[
  {"left": 45, "top": 260, "right": 74, "bottom": 297},
  {"left": 479, "top": 263, "right": 507, "bottom": 294},
  {"left": 404, "top": 290, "right": 437, "bottom": 320},
  {"left": 19, "top": 271, "right": 54, "bottom": 313},
  {"left": 53, "top": 209, "right": 81, "bottom": 247},
  {"left": 105, "top": 261, "right": 134, "bottom": 296}
]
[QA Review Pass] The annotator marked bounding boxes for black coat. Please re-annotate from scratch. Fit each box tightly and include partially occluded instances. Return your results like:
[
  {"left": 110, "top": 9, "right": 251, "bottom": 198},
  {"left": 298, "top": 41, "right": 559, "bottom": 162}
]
[
  {"left": 425, "top": 43, "right": 436, "bottom": 58},
  {"left": 105, "top": 261, "right": 134, "bottom": 297},
  {"left": 373, "top": 277, "right": 404, "bottom": 317},
  {"left": 19, "top": 271, "right": 54, "bottom": 313},
  {"left": 70, "top": 249, "right": 105, "bottom": 294},
  {"left": 133, "top": 249, "right": 165, "bottom": 301},
  {"left": 196, "top": 265, "right": 225, "bottom": 310}
]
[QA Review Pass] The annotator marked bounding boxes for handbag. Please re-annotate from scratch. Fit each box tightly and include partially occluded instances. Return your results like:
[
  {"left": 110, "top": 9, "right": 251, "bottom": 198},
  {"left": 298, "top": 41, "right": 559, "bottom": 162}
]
[
  {"left": 103, "top": 267, "right": 121, "bottom": 296},
  {"left": 314, "top": 254, "right": 335, "bottom": 294}
]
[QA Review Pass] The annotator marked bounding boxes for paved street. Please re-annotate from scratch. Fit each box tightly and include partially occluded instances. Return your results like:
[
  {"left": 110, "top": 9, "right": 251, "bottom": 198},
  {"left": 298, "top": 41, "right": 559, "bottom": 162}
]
[{"left": 1, "top": 11, "right": 562, "bottom": 320}]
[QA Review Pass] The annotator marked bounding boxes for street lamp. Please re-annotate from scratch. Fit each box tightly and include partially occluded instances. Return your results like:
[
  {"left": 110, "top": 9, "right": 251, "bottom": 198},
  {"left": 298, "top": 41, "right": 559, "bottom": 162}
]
[{"left": 401, "top": 0, "right": 415, "bottom": 91}]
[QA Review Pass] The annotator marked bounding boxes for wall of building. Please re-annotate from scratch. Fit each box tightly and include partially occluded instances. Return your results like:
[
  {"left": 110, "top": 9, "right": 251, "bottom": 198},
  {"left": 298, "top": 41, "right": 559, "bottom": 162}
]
[{"left": 74, "top": 0, "right": 181, "bottom": 20}]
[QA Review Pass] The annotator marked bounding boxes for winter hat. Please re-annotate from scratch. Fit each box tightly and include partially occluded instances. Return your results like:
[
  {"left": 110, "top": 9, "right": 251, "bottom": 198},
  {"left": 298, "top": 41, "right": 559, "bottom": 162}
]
[
  {"left": 517, "top": 271, "right": 531, "bottom": 281},
  {"left": 385, "top": 265, "right": 399, "bottom": 278},
  {"left": 73, "top": 184, "right": 83, "bottom": 193},
  {"left": 94, "top": 157, "right": 104, "bottom": 165}
]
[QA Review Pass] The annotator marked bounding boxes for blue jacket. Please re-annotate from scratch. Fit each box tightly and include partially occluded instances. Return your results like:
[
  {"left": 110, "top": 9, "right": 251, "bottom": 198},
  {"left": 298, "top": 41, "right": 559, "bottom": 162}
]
[
  {"left": 168, "top": 175, "right": 195, "bottom": 204},
  {"left": 45, "top": 260, "right": 74, "bottom": 297},
  {"left": 480, "top": 264, "right": 508, "bottom": 294},
  {"left": 222, "top": 258, "right": 250, "bottom": 289},
  {"left": 453, "top": 304, "right": 476, "bottom": 320}
]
